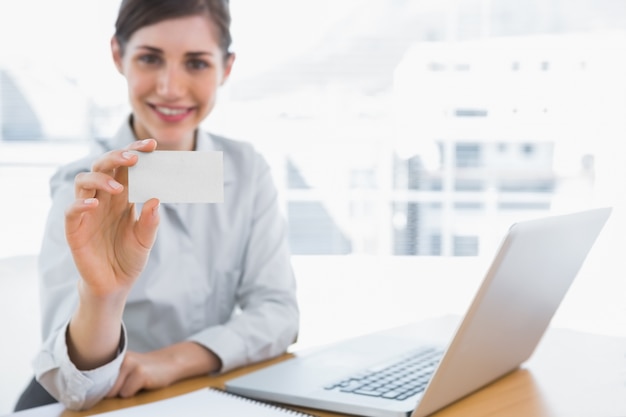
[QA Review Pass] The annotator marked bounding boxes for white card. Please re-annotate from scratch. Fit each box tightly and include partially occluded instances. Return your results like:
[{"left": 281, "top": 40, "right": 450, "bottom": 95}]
[{"left": 128, "top": 150, "right": 223, "bottom": 203}]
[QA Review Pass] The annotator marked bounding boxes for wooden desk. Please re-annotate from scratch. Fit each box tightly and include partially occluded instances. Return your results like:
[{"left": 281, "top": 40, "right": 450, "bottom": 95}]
[{"left": 57, "top": 316, "right": 626, "bottom": 417}]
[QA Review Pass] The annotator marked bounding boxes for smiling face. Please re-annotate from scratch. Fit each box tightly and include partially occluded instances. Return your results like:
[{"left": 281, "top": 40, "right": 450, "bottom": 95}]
[{"left": 112, "top": 14, "right": 234, "bottom": 151}]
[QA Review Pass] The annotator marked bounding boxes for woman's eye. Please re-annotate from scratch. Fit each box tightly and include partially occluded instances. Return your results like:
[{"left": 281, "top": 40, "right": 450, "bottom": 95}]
[
  {"left": 187, "top": 59, "right": 209, "bottom": 70},
  {"left": 138, "top": 54, "right": 161, "bottom": 65}
]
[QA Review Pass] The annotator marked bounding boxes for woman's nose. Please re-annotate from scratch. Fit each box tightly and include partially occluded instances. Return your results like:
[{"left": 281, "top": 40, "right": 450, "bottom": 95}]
[{"left": 157, "top": 65, "right": 185, "bottom": 99}]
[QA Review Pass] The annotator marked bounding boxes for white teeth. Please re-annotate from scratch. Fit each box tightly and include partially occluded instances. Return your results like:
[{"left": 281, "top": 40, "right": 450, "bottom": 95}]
[{"left": 155, "top": 106, "right": 186, "bottom": 116}]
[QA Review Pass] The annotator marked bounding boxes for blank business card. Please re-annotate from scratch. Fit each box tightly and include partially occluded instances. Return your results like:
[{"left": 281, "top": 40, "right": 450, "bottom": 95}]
[{"left": 128, "top": 150, "right": 223, "bottom": 203}]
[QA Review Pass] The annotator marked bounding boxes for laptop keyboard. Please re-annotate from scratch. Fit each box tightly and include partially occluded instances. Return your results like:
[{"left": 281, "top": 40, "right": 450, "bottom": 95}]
[{"left": 323, "top": 346, "right": 444, "bottom": 401}]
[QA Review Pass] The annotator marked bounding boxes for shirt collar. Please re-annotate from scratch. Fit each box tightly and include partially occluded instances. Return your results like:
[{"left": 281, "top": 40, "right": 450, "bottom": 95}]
[{"left": 195, "top": 129, "right": 217, "bottom": 152}]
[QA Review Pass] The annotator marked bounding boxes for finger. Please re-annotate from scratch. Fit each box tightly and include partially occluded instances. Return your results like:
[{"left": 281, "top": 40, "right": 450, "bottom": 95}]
[
  {"left": 116, "top": 139, "right": 158, "bottom": 186},
  {"left": 91, "top": 139, "right": 157, "bottom": 175},
  {"left": 64, "top": 198, "right": 99, "bottom": 237},
  {"left": 91, "top": 140, "right": 158, "bottom": 186},
  {"left": 135, "top": 199, "right": 160, "bottom": 250},
  {"left": 118, "top": 367, "right": 146, "bottom": 398},
  {"left": 131, "top": 138, "right": 158, "bottom": 152},
  {"left": 106, "top": 354, "right": 133, "bottom": 398},
  {"left": 106, "top": 371, "right": 126, "bottom": 398},
  {"left": 91, "top": 149, "right": 139, "bottom": 175},
  {"left": 74, "top": 171, "right": 124, "bottom": 200}
]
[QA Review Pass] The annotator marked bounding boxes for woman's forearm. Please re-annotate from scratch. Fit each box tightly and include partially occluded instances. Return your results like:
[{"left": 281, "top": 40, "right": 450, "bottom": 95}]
[
  {"left": 160, "top": 341, "right": 223, "bottom": 383},
  {"left": 67, "top": 284, "right": 128, "bottom": 370}
]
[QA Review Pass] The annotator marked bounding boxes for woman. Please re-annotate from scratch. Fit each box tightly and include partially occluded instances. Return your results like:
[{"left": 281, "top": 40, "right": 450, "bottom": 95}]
[{"left": 15, "top": 0, "right": 299, "bottom": 411}]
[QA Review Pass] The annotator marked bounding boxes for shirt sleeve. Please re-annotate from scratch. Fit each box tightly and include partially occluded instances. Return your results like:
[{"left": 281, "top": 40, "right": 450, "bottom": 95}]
[
  {"left": 187, "top": 151, "right": 300, "bottom": 372},
  {"left": 34, "top": 322, "right": 127, "bottom": 411},
  {"left": 32, "top": 160, "right": 126, "bottom": 411}
]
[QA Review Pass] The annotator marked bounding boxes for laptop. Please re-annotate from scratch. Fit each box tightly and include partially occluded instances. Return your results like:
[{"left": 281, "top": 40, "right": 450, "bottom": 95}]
[{"left": 226, "top": 208, "right": 611, "bottom": 417}]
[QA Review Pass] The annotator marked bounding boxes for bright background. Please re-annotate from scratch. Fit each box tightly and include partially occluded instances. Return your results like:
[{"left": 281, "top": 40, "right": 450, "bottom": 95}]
[{"left": 1, "top": 0, "right": 625, "bottom": 414}]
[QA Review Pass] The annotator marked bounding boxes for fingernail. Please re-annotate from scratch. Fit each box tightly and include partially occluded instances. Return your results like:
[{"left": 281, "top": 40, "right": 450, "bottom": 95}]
[
  {"left": 84, "top": 198, "right": 97, "bottom": 205},
  {"left": 108, "top": 180, "right": 122, "bottom": 190},
  {"left": 133, "top": 140, "right": 150, "bottom": 148},
  {"left": 122, "top": 151, "right": 134, "bottom": 160}
]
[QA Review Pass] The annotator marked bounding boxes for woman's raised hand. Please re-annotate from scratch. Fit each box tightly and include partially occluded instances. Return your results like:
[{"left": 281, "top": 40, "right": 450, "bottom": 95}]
[{"left": 65, "top": 139, "right": 160, "bottom": 298}]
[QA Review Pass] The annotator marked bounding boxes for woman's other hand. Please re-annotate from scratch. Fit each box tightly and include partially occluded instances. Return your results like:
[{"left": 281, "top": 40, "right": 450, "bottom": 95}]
[{"left": 106, "top": 343, "right": 222, "bottom": 398}]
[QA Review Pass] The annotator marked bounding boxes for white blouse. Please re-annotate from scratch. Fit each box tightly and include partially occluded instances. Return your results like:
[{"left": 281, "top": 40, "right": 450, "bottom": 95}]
[{"left": 33, "top": 120, "right": 300, "bottom": 410}]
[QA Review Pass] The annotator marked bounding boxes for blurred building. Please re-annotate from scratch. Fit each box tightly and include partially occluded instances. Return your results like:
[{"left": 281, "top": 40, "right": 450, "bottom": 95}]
[
  {"left": 390, "top": 33, "right": 624, "bottom": 256},
  {"left": 0, "top": 60, "right": 91, "bottom": 141},
  {"left": 1, "top": 1, "right": 625, "bottom": 257},
  {"left": 220, "top": 1, "right": 625, "bottom": 257}
]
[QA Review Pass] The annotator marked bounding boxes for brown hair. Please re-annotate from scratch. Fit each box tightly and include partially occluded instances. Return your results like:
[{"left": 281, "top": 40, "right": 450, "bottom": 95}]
[{"left": 114, "top": 0, "right": 232, "bottom": 59}]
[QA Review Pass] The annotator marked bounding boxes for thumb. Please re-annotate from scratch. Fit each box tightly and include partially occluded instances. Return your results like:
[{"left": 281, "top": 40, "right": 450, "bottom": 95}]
[{"left": 135, "top": 198, "right": 160, "bottom": 249}]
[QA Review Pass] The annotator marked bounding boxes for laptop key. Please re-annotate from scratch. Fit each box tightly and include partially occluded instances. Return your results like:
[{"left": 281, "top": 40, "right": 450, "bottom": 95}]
[
  {"left": 338, "top": 381, "right": 366, "bottom": 392},
  {"left": 352, "top": 388, "right": 383, "bottom": 397},
  {"left": 381, "top": 390, "right": 404, "bottom": 399}
]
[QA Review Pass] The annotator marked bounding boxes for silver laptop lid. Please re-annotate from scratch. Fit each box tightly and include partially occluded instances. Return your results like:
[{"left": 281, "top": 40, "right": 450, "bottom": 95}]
[{"left": 412, "top": 207, "right": 612, "bottom": 417}]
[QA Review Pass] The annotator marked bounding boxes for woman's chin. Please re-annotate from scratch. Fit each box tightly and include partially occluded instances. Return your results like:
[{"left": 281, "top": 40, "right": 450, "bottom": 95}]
[{"left": 152, "top": 135, "right": 195, "bottom": 151}]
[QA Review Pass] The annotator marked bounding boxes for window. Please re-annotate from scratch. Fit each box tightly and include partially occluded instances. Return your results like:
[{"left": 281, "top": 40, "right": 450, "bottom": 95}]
[
  {"left": 521, "top": 143, "right": 535, "bottom": 156},
  {"left": 2, "top": 1, "right": 625, "bottom": 260},
  {"left": 454, "top": 108, "right": 488, "bottom": 117},
  {"left": 455, "top": 143, "right": 482, "bottom": 167},
  {"left": 453, "top": 235, "right": 479, "bottom": 256}
]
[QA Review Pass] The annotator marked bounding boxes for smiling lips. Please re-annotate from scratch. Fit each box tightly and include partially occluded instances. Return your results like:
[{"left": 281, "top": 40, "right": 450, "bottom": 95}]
[{"left": 151, "top": 104, "right": 193, "bottom": 122}]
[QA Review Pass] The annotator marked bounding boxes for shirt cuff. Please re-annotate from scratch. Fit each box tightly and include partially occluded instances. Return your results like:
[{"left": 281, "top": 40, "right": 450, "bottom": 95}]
[
  {"left": 187, "top": 325, "right": 247, "bottom": 373},
  {"left": 35, "top": 321, "right": 127, "bottom": 410}
]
